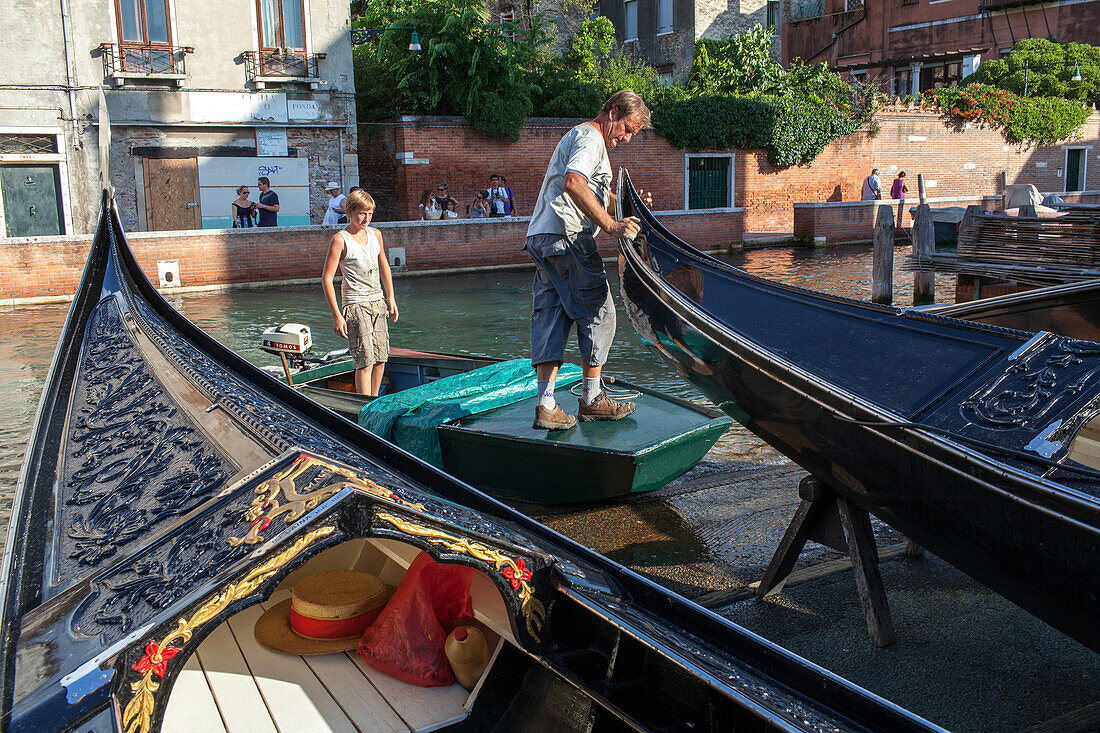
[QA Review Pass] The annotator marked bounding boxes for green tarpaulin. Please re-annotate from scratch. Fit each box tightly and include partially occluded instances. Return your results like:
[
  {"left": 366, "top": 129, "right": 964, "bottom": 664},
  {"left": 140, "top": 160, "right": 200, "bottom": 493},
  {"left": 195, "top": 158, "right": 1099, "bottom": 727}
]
[{"left": 359, "top": 359, "right": 583, "bottom": 467}]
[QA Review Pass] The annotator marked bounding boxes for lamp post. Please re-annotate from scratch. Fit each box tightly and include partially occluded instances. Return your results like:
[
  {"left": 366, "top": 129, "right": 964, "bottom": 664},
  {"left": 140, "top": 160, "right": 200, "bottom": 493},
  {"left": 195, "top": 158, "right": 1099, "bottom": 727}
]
[
  {"left": 351, "top": 26, "right": 421, "bottom": 51},
  {"left": 1023, "top": 58, "right": 1084, "bottom": 97}
]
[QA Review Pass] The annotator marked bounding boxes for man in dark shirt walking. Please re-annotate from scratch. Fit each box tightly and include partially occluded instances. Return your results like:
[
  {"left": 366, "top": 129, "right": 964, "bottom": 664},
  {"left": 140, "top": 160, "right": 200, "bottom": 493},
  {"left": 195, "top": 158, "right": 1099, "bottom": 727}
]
[{"left": 256, "top": 177, "right": 280, "bottom": 227}]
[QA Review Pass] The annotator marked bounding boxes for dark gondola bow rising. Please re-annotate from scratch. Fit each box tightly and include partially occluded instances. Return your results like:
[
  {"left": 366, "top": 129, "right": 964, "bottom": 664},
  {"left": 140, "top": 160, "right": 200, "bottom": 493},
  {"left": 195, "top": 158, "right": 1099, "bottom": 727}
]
[
  {"left": 616, "top": 170, "right": 1100, "bottom": 654},
  {"left": 0, "top": 192, "right": 941, "bottom": 732}
]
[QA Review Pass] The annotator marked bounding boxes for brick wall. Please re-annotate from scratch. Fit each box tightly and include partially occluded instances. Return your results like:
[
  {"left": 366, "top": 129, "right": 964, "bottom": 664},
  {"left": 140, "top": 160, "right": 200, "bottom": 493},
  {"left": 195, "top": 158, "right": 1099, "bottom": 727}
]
[
  {"left": 362, "top": 111, "right": 1100, "bottom": 234},
  {"left": 0, "top": 209, "right": 742, "bottom": 302}
]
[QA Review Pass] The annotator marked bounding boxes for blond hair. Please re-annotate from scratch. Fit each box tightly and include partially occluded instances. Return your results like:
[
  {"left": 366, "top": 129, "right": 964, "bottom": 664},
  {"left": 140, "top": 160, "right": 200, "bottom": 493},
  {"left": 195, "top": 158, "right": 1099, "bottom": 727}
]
[
  {"left": 236, "top": 185, "right": 248, "bottom": 195},
  {"left": 601, "top": 90, "right": 651, "bottom": 129},
  {"left": 345, "top": 189, "right": 375, "bottom": 213}
]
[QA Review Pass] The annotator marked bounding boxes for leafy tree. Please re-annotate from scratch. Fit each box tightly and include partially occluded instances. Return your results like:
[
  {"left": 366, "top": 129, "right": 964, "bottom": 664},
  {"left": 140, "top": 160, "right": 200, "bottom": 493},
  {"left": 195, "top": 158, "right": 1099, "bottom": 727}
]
[
  {"left": 965, "top": 38, "right": 1100, "bottom": 108},
  {"left": 683, "top": 26, "right": 856, "bottom": 114},
  {"left": 531, "top": 17, "right": 683, "bottom": 118},
  {"left": 353, "top": 0, "right": 549, "bottom": 140}
]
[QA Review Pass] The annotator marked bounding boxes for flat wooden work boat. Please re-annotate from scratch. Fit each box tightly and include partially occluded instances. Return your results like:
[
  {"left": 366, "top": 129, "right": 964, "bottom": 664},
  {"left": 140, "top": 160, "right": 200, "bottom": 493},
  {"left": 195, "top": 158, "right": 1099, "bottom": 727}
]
[
  {"left": 291, "top": 352, "right": 732, "bottom": 506},
  {"left": 290, "top": 348, "right": 496, "bottom": 419},
  {"left": 0, "top": 193, "right": 942, "bottom": 732},
  {"left": 435, "top": 377, "right": 732, "bottom": 504},
  {"left": 616, "top": 172, "right": 1100, "bottom": 653},
  {"left": 922, "top": 278, "right": 1100, "bottom": 342}
]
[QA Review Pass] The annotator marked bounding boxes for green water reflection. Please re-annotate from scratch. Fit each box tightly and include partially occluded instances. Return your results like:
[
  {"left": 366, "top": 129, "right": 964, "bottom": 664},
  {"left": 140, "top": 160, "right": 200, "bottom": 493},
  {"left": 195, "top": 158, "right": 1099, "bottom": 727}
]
[{"left": 0, "top": 244, "right": 954, "bottom": 526}]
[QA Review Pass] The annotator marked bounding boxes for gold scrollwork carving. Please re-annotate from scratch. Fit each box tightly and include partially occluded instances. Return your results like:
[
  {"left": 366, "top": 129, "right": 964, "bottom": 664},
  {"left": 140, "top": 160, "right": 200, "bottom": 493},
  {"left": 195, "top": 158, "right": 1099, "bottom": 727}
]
[
  {"left": 121, "top": 525, "right": 335, "bottom": 733},
  {"left": 375, "top": 512, "right": 546, "bottom": 642},
  {"left": 229, "top": 454, "right": 422, "bottom": 546}
]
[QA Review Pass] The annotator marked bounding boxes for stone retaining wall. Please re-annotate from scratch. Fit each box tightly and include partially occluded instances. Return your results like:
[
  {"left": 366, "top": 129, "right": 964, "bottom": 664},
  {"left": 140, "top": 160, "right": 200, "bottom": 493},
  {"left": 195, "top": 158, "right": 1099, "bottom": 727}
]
[{"left": 793, "top": 191, "right": 1100, "bottom": 244}]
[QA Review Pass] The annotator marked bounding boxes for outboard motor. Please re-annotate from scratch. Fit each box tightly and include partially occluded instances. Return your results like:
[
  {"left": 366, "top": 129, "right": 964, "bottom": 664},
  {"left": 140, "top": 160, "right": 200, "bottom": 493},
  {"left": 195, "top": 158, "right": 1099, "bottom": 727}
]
[{"left": 260, "top": 323, "right": 313, "bottom": 384}]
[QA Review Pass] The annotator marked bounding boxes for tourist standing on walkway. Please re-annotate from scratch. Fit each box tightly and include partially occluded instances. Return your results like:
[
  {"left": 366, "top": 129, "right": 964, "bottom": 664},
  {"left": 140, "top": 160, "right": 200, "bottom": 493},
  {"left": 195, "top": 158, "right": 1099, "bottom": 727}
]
[
  {"left": 488, "top": 174, "right": 514, "bottom": 217},
  {"left": 322, "top": 182, "right": 347, "bottom": 225},
  {"left": 525, "top": 89, "right": 648, "bottom": 430},
  {"left": 432, "top": 182, "right": 458, "bottom": 212},
  {"left": 231, "top": 185, "right": 256, "bottom": 228},
  {"left": 891, "top": 171, "right": 908, "bottom": 228},
  {"left": 861, "top": 169, "right": 881, "bottom": 201},
  {"left": 321, "top": 189, "right": 399, "bottom": 396},
  {"left": 890, "top": 171, "right": 908, "bottom": 201},
  {"left": 256, "top": 177, "right": 280, "bottom": 226}
]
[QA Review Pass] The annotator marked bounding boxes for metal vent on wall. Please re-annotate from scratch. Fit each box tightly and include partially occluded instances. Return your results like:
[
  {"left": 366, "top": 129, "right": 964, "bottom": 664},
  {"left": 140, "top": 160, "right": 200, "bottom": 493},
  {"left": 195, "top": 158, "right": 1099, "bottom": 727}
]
[{"left": 0, "top": 134, "right": 58, "bottom": 155}]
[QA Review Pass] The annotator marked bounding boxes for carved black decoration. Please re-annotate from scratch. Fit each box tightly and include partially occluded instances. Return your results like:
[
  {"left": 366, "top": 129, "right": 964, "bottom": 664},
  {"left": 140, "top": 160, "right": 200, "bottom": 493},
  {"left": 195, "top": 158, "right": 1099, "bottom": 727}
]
[
  {"left": 122, "top": 292, "right": 539, "bottom": 548},
  {"left": 72, "top": 455, "right": 340, "bottom": 643},
  {"left": 54, "top": 299, "right": 233, "bottom": 589},
  {"left": 962, "top": 337, "right": 1100, "bottom": 430}
]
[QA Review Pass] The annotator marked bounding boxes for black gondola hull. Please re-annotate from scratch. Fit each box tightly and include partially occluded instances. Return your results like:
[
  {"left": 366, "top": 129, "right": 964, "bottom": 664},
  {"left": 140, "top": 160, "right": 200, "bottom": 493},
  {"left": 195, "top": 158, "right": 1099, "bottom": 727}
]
[
  {"left": 0, "top": 192, "right": 945, "bottom": 732},
  {"left": 617, "top": 174, "right": 1100, "bottom": 653}
]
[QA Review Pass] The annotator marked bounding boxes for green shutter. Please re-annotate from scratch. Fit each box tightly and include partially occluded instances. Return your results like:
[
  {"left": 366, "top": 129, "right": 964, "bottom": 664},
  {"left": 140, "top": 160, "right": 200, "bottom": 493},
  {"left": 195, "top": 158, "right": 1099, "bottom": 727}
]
[{"left": 687, "top": 157, "right": 730, "bottom": 210}]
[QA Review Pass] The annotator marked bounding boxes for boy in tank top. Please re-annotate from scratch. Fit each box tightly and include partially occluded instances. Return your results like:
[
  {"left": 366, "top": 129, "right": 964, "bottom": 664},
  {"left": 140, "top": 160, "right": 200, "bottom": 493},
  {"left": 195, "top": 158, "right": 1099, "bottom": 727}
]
[{"left": 321, "top": 190, "right": 399, "bottom": 395}]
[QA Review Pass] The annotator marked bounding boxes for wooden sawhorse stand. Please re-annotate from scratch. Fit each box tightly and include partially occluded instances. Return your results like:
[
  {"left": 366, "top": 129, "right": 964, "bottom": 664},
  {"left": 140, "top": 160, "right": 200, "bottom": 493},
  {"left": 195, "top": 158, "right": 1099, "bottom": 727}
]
[{"left": 757, "top": 475, "right": 899, "bottom": 647}]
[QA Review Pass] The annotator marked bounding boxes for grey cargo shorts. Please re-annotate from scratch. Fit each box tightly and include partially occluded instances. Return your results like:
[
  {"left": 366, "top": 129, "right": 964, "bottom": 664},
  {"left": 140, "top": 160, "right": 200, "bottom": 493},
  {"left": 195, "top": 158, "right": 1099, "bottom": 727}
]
[{"left": 525, "top": 232, "right": 616, "bottom": 367}]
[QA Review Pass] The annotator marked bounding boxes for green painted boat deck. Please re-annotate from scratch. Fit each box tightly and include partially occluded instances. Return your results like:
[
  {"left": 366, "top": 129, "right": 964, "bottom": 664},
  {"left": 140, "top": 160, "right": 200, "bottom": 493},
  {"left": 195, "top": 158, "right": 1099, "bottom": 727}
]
[
  {"left": 450, "top": 386, "right": 723, "bottom": 454},
  {"left": 440, "top": 383, "right": 732, "bottom": 505}
]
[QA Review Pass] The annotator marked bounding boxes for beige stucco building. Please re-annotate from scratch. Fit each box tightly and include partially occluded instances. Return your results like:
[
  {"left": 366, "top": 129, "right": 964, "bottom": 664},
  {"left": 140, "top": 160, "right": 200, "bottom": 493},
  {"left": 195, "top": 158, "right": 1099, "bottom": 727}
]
[{"left": 0, "top": 0, "right": 359, "bottom": 236}]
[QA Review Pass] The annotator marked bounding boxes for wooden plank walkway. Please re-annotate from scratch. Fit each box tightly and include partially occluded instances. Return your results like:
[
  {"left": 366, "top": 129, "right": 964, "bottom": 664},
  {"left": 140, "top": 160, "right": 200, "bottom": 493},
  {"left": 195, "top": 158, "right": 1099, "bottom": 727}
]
[{"left": 162, "top": 595, "right": 472, "bottom": 733}]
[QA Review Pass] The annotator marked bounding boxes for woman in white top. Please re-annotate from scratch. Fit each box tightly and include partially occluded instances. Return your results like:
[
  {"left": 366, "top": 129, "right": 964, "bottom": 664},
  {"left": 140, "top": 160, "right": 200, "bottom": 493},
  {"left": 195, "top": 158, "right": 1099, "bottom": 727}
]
[{"left": 321, "top": 189, "right": 399, "bottom": 396}]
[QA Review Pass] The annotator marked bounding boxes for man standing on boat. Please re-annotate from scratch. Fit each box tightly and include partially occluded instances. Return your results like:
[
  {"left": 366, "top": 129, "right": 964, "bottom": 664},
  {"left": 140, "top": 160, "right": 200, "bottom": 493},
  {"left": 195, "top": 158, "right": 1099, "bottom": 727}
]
[{"left": 526, "top": 90, "right": 649, "bottom": 430}]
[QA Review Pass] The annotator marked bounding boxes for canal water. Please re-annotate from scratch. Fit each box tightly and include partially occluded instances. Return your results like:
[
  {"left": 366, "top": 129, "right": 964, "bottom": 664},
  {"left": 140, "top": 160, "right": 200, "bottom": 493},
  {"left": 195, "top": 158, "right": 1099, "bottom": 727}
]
[{"left": 0, "top": 243, "right": 954, "bottom": 530}]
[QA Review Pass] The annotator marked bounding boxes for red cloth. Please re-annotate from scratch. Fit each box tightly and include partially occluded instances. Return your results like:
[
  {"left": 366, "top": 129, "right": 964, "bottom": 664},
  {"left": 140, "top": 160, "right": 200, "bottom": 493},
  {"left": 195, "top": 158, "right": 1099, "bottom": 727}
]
[{"left": 357, "top": 552, "right": 473, "bottom": 687}]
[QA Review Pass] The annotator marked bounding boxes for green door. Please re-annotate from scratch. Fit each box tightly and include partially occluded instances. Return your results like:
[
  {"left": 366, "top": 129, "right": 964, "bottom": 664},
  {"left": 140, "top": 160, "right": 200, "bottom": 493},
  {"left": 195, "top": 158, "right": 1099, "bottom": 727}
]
[
  {"left": 2, "top": 165, "right": 63, "bottom": 237},
  {"left": 1066, "top": 149, "right": 1083, "bottom": 192},
  {"left": 687, "top": 157, "right": 730, "bottom": 209}
]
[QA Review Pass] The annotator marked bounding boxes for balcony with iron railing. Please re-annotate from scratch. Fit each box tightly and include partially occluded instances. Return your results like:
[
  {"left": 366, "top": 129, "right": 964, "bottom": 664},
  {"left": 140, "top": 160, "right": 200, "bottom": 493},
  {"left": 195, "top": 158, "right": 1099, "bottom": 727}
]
[
  {"left": 789, "top": 0, "right": 862, "bottom": 22},
  {"left": 243, "top": 50, "right": 326, "bottom": 89},
  {"left": 98, "top": 43, "right": 192, "bottom": 86}
]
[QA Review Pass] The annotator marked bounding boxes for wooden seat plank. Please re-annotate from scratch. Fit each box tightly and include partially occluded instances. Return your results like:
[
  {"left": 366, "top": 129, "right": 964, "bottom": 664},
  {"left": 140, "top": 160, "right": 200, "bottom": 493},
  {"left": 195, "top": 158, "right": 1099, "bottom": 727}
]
[
  {"left": 347, "top": 654, "right": 470, "bottom": 732},
  {"left": 194, "top": 621, "right": 279, "bottom": 733},
  {"left": 300, "top": 652, "right": 409, "bottom": 733},
  {"left": 225, "top": 604, "right": 359, "bottom": 733},
  {"left": 162, "top": 654, "right": 227, "bottom": 733},
  {"left": 253, "top": 599, "right": 408, "bottom": 733}
]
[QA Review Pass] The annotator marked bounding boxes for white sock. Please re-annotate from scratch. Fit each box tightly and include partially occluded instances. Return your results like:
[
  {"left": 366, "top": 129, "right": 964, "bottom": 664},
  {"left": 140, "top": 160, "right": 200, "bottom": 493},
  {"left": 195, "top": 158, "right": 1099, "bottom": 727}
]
[
  {"left": 537, "top": 379, "right": 556, "bottom": 409},
  {"left": 582, "top": 377, "right": 602, "bottom": 405}
]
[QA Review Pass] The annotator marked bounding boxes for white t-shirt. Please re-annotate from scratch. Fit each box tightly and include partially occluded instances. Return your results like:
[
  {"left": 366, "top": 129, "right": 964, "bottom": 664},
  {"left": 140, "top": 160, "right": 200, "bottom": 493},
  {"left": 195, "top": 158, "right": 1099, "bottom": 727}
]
[
  {"left": 527, "top": 122, "right": 611, "bottom": 238},
  {"left": 323, "top": 193, "right": 347, "bottom": 225},
  {"left": 861, "top": 175, "right": 881, "bottom": 201}
]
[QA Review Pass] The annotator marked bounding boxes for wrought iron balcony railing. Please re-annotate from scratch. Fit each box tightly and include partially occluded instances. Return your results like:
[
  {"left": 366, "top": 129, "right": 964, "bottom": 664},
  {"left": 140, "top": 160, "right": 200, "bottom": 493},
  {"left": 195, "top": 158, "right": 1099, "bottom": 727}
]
[
  {"left": 98, "top": 43, "right": 192, "bottom": 79},
  {"left": 243, "top": 50, "right": 326, "bottom": 82}
]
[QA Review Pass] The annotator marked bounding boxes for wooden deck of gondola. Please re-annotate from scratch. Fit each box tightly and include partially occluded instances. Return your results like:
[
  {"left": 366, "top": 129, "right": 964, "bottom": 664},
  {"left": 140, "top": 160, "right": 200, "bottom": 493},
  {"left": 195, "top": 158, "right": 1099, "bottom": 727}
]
[
  {"left": 529, "top": 459, "right": 1100, "bottom": 733},
  {"left": 161, "top": 594, "right": 478, "bottom": 733}
]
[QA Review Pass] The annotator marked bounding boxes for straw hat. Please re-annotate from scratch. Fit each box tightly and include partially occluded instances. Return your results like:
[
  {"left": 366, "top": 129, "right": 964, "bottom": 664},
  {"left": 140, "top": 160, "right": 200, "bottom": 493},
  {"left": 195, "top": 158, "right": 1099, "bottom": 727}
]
[
  {"left": 254, "top": 570, "right": 388, "bottom": 655},
  {"left": 325, "top": 181, "right": 340, "bottom": 191}
]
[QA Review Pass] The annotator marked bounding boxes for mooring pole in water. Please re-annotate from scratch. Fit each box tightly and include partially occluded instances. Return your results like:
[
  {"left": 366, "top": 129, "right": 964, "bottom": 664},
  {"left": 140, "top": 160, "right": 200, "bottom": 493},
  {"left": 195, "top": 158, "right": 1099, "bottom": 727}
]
[
  {"left": 912, "top": 174, "right": 935, "bottom": 305},
  {"left": 872, "top": 203, "right": 895, "bottom": 305}
]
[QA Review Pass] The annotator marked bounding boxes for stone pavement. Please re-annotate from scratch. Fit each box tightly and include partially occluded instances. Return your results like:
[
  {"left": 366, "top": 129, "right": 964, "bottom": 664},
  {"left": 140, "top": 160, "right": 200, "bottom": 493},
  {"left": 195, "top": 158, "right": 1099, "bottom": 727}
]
[{"left": 528, "top": 459, "right": 1100, "bottom": 733}]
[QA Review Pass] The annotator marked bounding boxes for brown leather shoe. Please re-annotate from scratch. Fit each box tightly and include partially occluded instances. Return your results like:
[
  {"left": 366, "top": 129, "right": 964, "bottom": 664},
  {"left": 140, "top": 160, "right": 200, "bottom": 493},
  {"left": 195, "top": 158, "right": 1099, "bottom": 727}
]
[
  {"left": 578, "top": 392, "right": 636, "bottom": 422},
  {"left": 533, "top": 404, "right": 577, "bottom": 430}
]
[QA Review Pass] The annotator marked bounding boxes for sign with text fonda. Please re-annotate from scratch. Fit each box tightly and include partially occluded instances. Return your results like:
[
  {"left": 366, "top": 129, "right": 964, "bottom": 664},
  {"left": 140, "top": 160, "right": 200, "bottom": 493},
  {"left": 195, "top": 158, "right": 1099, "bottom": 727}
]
[{"left": 255, "top": 128, "right": 289, "bottom": 157}]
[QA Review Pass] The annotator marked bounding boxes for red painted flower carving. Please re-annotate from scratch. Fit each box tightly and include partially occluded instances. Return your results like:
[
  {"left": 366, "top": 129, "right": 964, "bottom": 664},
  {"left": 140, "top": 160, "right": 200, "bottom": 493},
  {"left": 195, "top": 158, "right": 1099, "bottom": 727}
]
[
  {"left": 501, "top": 558, "right": 532, "bottom": 590},
  {"left": 132, "top": 640, "right": 180, "bottom": 678}
]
